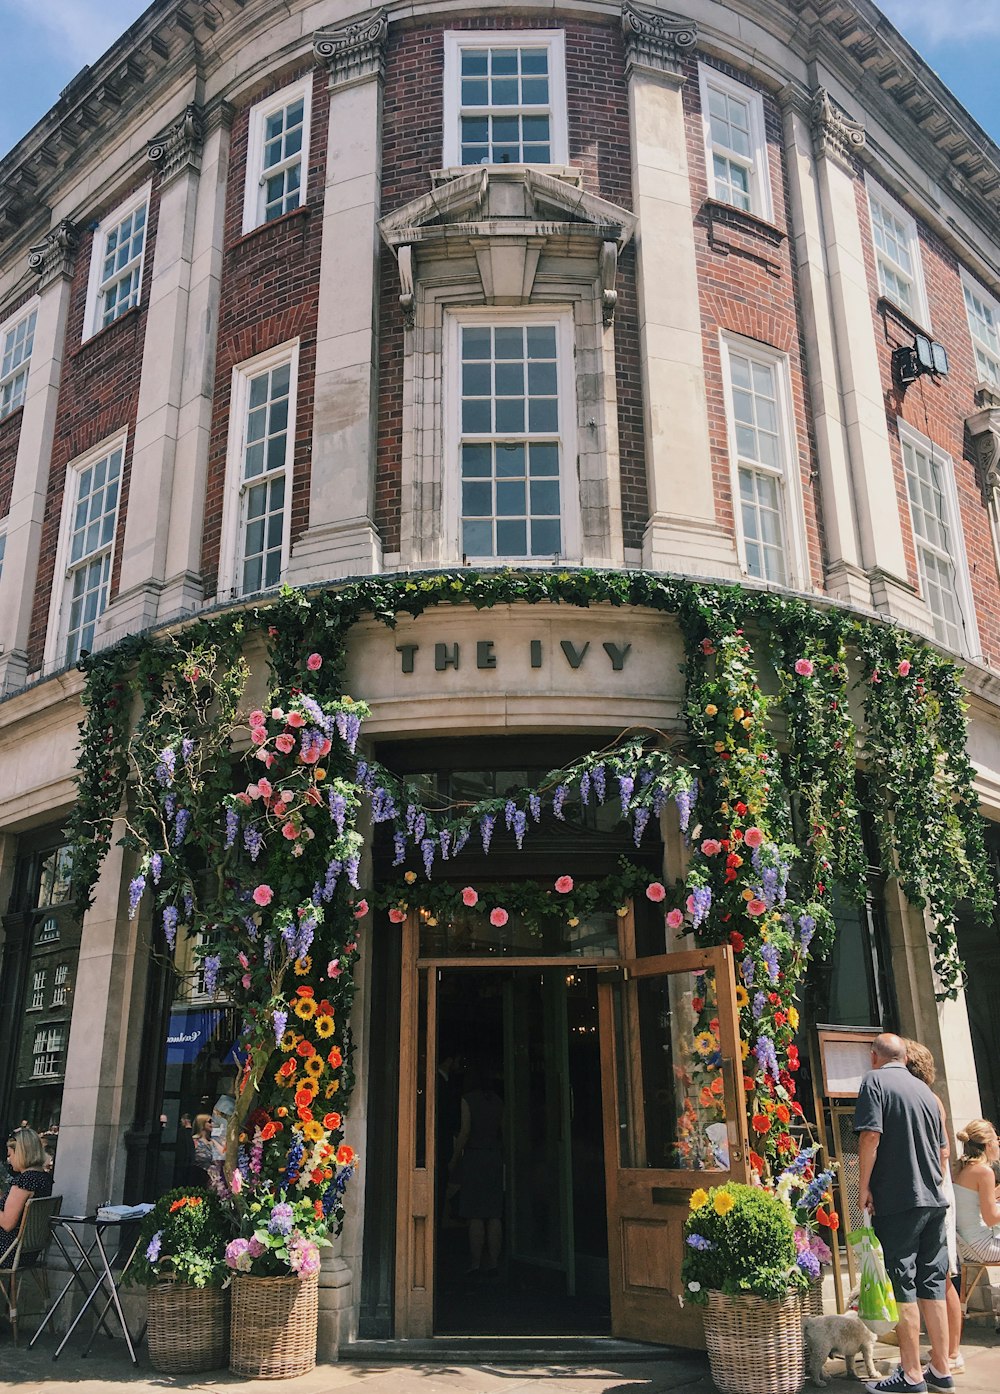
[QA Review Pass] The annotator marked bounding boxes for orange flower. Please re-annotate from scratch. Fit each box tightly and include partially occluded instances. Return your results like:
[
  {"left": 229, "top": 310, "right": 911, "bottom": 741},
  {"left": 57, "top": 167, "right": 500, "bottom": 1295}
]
[
  {"left": 169, "top": 1197, "right": 188, "bottom": 1213},
  {"left": 314, "top": 1199, "right": 324, "bottom": 1220},
  {"left": 710, "top": 1077, "right": 723, "bottom": 1096},
  {"left": 816, "top": 1207, "right": 831, "bottom": 1227},
  {"left": 829, "top": 1211, "right": 840, "bottom": 1232},
  {"left": 317, "top": 1000, "right": 334, "bottom": 1017},
  {"left": 748, "top": 1150, "right": 765, "bottom": 1173},
  {"left": 278, "top": 1058, "right": 297, "bottom": 1079},
  {"left": 336, "top": 1144, "right": 355, "bottom": 1165},
  {"left": 298, "top": 1108, "right": 314, "bottom": 1124},
  {"left": 297, "top": 985, "right": 315, "bottom": 998},
  {"left": 311, "top": 1169, "right": 325, "bottom": 1186},
  {"left": 261, "top": 1122, "right": 279, "bottom": 1141},
  {"left": 327, "top": 1046, "right": 343, "bottom": 1068},
  {"left": 751, "top": 1114, "right": 772, "bottom": 1134},
  {"left": 323, "top": 1112, "right": 342, "bottom": 1130},
  {"left": 294, "top": 1086, "right": 315, "bottom": 1109},
  {"left": 297, "top": 1039, "right": 316, "bottom": 1058},
  {"left": 775, "top": 1104, "right": 790, "bottom": 1124},
  {"left": 700, "top": 1087, "right": 713, "bottom": 1107},
  {"left": 276, "top": 1106, "right": 288, "bottom": 1118}
]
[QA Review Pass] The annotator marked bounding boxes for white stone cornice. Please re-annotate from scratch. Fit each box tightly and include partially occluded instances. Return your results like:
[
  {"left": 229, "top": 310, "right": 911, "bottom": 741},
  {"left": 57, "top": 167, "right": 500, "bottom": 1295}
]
[
  {"left": 810, "top": 87, "right": 866, "bottom": 170},
  {"left": 313, "top": 9, "right": 388, "bottom": 92},
  {"left": 620, "top": 3, "right": 696, "bottom": 83},
  {"left": 26, "top": 219, "right": 80, "bottom": 290},
  {"left": 147, "top": 103, "right": 205, "bottom": 185}
]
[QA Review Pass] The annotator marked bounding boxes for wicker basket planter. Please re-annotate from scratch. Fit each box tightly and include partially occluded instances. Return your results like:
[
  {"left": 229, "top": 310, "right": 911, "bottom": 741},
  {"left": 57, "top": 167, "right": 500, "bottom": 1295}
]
[
  {"left": 146, "top": 1281, "right": 227, "bottom": 1373},
  {"left": 704, "top": 1289, "right": 804, "bottom": 1394},
  {"left": 805, "top": 1277, "right": 825, "bottom": 1316},
  {"left": 229, "top": 1272, "right": 318, "bottom": 1379}
]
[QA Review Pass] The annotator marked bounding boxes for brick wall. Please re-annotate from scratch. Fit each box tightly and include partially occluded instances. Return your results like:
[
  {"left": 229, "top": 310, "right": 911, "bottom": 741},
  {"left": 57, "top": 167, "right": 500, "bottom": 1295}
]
[
  {"left": 684, "top": 57, "right": 826, "bottom": 591},
  {"left": 200, "top": 65, "right": 327, "bottom": 596},
  {"left": 856, "top": 172, "right": 1000, "bottom": 662},
  {"left": 375, "top": 18, "right": 646, "bottom": 553},
  {"left": 26, "top": 175, "right": 161, "bottom": 673}
]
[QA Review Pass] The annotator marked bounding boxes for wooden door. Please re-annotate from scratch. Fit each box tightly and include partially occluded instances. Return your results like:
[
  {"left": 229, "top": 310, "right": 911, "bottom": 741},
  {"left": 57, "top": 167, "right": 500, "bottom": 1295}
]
[
  {"left": 395, "top": 917, "right": 435, "bottom": 1336},
  {"left": 598, "top": 945, "right": 750, "bottom": 1347}
]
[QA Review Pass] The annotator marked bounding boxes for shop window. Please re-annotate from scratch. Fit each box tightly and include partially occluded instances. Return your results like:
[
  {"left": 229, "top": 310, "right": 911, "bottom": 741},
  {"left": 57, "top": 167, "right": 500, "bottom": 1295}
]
[
  {"left": 961, "top": 270, "right": 1000, "bottom": 388},
  {"left": 44, "top": 436, "right": 124, "bottom": 668},
  {"left": 449, "top": 312, "right": 578, "bottom": 562},
  {"left": 443, "top": 31, "right": 568, "bottom": 168},
  {"left": 721, "top": 336, "right": 805, "bottom": 588},
  {"left": 218, "top": 343, "right": 298, "bottom": 599},
  {"left": 866, "top": 179, "right": 929, "bottom": 327},
  {"left": 83, "top": 186, "right": 150, "bottom": 338},
  {"left": 899, "top": 423, "right": 977, "bottom": 655},
  {"left": 699, "top": 66, "right": 772, "bottom": 220},
  {"left": 0, "top": 303, "right": 36, "bottom": 418},
  {"left": 243, "top": 79, "right": 311, "bottom": 232}
]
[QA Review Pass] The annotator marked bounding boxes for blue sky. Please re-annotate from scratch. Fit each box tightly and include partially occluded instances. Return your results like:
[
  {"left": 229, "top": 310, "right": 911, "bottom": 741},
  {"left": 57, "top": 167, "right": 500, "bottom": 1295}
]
[{"left": 0, "top": 0, "right": 998, "bottom": 160}]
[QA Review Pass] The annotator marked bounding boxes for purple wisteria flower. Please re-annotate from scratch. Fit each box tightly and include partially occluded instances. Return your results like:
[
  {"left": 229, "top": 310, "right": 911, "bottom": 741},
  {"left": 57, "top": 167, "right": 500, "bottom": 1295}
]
[
  {"left": 146, "top": 1231, "right": 163, "bottom": 1263},
  {"left": 263, "top": 935, "right": 274, "bottom": 963},
  {"left": 273, "top": 1008, "right": 287, "bottom": 1046},
  {"left": 128, "top": 875, "right": 145, "bottom": 920},
  {"left": 173, "top": 808, "right": 191, "bottom": 847},
  {"left": 335, "top": 710, "right": 361, "bottom": 753},
  {"left": 760, "top": 942, "right": 780, "bottom": 984},
  {"left": 452, "top": 824, "right": 471, "bottom": 856},
  {"left": 528, "top": 794, "right": 542, "bottom": 823},
  {"left": 512, "top": 810, "right": 527, "bottom": 850},
  {"left": 150, "top": 852, "right": 162, "bottom": 885},
  {"left": 181, "top": 737, "right": 195, "bottom": 764},
  {"left": 345, "top": 855, "right": 360, "bottom": 890},
  {"left": 504, "top": 799, "right": 517, "bottom": 830},
  {"left": 356, "top": 761, "right": 369, "bottom": 787},
  {"left": 421, "top": 838, "right": 436, "bottom": 879},
  {"left": 675, "top": 780, "right": 697, "bottom": 834},
  {"left": 244, "top": 826, "right": 264, "bottom": 862},
  {"left": 439, "top": 828, "right": 452, "bottom": 860},
  {"left": 480, "top": 813, "right": 496, "bottom": 854},
  {"left": 742, "top": 955, "right": 755, "bottom": 987},
  {"left": 162, "top": 905, "right": 179, "bottom": 950},
  {"left": 413, "top": 813, "right": 426, "bottom": 844},
  {"left": 155, "top": 749, "right": 176, "bottom": 786},
  {"left": 591, "top": 764, "right": 606, "bottom": 803},
  {"left": 393, "top": 832, "right": 407, "bottom": 867},
  {"left": 225, "top": 807, "right": 240, "bottom": 849},
  {"left": 752, "top": 990, "right": 766, "bottom": 1021},
  {"left": 798, "top": 914, "right": 816, "bottom": 951},
  {"left": 632, "top": 806, "right": 650, "bottom": 846},
  {"left": 328, "top": 790, "right": 347, "bottom": 836},
  {"left": 688, "top": 884, "right": 712, "bottom": 928},
  {"left": 754, "top": 1035, "right": 779, "bottom": 1079},
  {"left": 652, "top": 784, "right": 670, "bottom": 817},
  {"left": 183, "top": 893, "right": 194, "bottom": 918},
  {"left": 553, "top": 784, "right": 569, "bottom": 820},
  {"left": 579, "top": 770, "right": 591, "bottom": 806},
  {"left": 617, "top": 774, "right": 635, "bottom": 817},
  {"left": 203, "top": 954, "right": 221, "bottom": 995},
  {"left": 685, "top": 1233, "right": 716, "bottom": 1252},
  {"left": 163, "top": 793, "right": 177, "bottom": 820}
]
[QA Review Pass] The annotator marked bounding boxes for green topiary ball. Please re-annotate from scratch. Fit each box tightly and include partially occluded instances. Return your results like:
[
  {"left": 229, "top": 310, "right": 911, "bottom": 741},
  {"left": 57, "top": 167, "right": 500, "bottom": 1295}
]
[{"left": 680, "top": 1182, "right": 802, "bottom": 1303}]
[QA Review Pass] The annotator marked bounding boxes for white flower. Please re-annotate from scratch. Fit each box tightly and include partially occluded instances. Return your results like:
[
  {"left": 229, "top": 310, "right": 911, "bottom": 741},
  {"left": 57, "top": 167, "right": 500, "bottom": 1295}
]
[{"left": 688, "top": 1281, "right": 701, "bottom": 1293}]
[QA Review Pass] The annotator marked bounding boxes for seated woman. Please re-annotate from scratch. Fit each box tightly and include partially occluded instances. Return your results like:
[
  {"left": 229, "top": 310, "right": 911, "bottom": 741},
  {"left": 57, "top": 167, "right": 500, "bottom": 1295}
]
[
  {"left": 0, "top": 1127, "right": 54, "bottom": 1265},
  {"left": 952, "top": 1118, "right": 1000, "bottom": 1262}
]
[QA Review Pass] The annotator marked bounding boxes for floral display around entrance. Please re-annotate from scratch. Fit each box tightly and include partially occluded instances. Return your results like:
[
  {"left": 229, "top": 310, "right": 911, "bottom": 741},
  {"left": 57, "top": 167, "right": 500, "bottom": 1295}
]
[{"left": 65, "top": 568, "right": 991, "bottom": 1209}]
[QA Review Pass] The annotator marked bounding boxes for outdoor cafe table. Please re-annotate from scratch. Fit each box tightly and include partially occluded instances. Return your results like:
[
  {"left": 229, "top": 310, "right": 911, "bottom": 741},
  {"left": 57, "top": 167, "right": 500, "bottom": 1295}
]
[{"left": 29, "top": 1212, "right": 145, "bottom": 1363}]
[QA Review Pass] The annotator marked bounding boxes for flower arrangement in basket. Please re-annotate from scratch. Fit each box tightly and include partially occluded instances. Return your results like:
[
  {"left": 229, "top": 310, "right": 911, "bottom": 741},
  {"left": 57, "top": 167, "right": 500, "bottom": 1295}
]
[
  {"left": 224, "top": 1191, "right": 328, "bottom": 1278},
  {"left": 771, "top": 1145, "right": 840, "bottom": 1282}
]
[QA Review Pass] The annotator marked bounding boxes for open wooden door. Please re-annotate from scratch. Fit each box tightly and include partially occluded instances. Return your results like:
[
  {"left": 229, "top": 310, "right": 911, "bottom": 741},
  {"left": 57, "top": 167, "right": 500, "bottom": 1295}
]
[
  {"left": 598, "top": 945, "right": 750, "bottom": 1347},
  {"left": 395, "top": 916, "right": 435, "bottom": 1336}
]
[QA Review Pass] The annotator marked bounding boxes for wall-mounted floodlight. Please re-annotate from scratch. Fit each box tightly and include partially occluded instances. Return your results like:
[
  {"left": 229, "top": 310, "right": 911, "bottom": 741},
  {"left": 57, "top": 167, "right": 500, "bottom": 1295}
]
[{"left": 892, "top": 334, "right": 949, "bottom": 388}]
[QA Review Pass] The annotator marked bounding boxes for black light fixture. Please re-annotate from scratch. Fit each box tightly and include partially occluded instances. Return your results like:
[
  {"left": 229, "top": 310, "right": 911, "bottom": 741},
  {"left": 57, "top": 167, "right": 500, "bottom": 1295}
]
[{"left": 893, "top": 334, "right": 949, "bottom": 388}]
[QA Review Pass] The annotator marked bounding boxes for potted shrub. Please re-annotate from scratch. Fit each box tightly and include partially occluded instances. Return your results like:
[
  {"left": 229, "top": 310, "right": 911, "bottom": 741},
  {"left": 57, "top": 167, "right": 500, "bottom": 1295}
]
[
  {"left": 681, "top": 1182, "right": 807, "bottom": 1394},
  {"left": 132, "top": 1187, "right": 229, "bottom": 1373}
]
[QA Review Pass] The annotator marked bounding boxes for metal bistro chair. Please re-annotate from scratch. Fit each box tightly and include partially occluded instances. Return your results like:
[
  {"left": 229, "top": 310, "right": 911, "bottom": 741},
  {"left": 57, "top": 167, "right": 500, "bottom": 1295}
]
[{"left": 0, "top": 1193, "right": 63, "bottom": 1346}]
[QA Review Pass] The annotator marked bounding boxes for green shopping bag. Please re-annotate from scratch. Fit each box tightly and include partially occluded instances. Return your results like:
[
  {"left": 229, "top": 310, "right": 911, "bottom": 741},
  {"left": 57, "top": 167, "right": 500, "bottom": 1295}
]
[{"left": 847, "top": 1211, "right": 899, "bottom": 1334}]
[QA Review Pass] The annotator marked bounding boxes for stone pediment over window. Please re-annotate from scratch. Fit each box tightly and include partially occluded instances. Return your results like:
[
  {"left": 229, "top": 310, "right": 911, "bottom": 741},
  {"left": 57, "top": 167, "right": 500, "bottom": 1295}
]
[{"left": 377, "top": 166, "right": 636, "bottom": 325}]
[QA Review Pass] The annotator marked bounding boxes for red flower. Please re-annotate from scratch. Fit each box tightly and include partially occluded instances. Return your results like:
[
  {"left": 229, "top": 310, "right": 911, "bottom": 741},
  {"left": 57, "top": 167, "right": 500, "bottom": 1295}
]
[
  {"left": 336, "top": 1144, "right": 355, "bottom": 1165},
  {"left": 327, "top": 1047, "right": 343, "bottom": 1068},
  {"left": 260, "top": 1122, "right": 279, "bottom": 1140},
  {"left": 743, "top": 1076, "right": 756, "bottom": 1091},
  {"left": 691, "top": 997, "right": 704, "bottom": 1014},
  {"left": 297, "top": 1040, "right": 315, "bottom": 1058},
  {"left": 554, "top": 876, "right": 574, "bottom": 894},
  {"left": 278, "top": 1059, "right": 297, "bottom": 1079},
  {"left": 774, "top": 1011, "right": 787, "bottom": 1028},
  {"left": 749, "top": 1150, "right": 765, "bottom": 1173},
  {"left": 323, "top": 1112, "right": 342, "bottom": 1131},
  {"left": 700, "top": 638, "right": 715, "bottom": 655},
  {"left": 777, "top": 1132, "right": 793, "bottom": 1152},
  {"left": 816, "top": 1207, "right": 831, "bottom": 1227},
  {"left": 297, "top": 985, "right": 315, "bottom": 998},
  {"left": 729, "top": 931, "right": 745, "bottom": 952},
  {"left": 751, "top": 1114, "right": 772, "bottom": 1134},
  {"left": 775, "top": 1104, "right": 790, "bottom": 1124}
]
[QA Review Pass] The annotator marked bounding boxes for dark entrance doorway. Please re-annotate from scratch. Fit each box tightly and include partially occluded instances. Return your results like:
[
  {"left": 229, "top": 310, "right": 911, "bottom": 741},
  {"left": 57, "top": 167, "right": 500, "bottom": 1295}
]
[{"left": 434, "top": 966, "right": 610, "bottom": 1335}]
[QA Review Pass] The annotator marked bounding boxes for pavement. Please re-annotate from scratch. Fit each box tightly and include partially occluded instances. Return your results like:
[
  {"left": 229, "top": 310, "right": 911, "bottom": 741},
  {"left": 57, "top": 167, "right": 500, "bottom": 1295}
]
[{"left": 2, "top": 1326, "right": 999, "bottom": 1394}]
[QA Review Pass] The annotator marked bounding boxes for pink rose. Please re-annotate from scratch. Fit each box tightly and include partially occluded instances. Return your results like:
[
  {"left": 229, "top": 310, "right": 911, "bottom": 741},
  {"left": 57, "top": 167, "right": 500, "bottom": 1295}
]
[
  {"left": 275, "top": 733, "right": 295, "bottom": 754},
  {"left": 271, "top": 802, "right": 287, "bottom": 820},
  {"left": 897, "top": 660, "right": 911, "bottom": 677},
  {"left": 645, "top": 882, "right": 666, "bottom": 903},
  {"left": 248, "top": 710, "right": 265, "bottom": 727},
  {"left": 236, "top": 792, "right": 253, "bottom": 806},
  {"left": 461, "top": 887, "right": 479, "bottom": 906},
  {"left": 301, "top": 747, "right": 320, "bottom": 765},
  {"left": 257, "top": 778, "right": 273, "bottom": 798},
  {"left": 686, "top": 894, "right": 696, "bottom": 914},
  {"left": 318, "top": 737, "right": 332, "bottom": 757},
  {"left": 700, "top": 839, "right": 722, "bottom": 857},
  {"left": 794, "top": 658, "right": 814, "bottom": 677},
  {"left": 747, "top": 898, "right": 767, "bottom": 916},
  {"left": 247, "top": 784, "right": 260, "bottom": 800},
  {"left": 666, "top": 908, "right": 684, "bottom": 930},
  {"left": 743, "top": 827, "right": 764, "bottom": 848},
  {"left": 287, "top": 712, "right": 305, "bottom": 729},
  {"left": 388, "top": 907, "right": 406, "bottom": 924},
  {"left": 489, "top": 907, "right": 509, "bottom": 928},
  {"left": 254, "top": 748, "right": 271, "bottom": 763},
  {"left": 282, "top": 822, "right": 299, "bottom": 840},
  {"left": 555, "top": 875, "right": 574, "bottom": 894},
  {"left": 271, "top": 707, "right": 284, "bottom": 720},
  {"left": 328, "top": 959, "right": 343, "bottom": 978},
  {"left": 252, "top": 885, "right": 273, "bottom": 907},
  {"left": 307, "top": 653, "right": 323, "bottom": 671},
  {"left": 241, "top": 974, "right": 251, "bottom": 989},
  {"left": 250, "top": 726, "right": 268, "bottom": 745},
  {"left": 354, "top": 900, "right": 369, "bottom": 919}
]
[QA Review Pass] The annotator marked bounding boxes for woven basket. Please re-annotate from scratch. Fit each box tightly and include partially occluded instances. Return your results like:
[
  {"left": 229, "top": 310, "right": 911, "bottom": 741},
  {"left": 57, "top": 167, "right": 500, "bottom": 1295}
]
[
  {"left": 805, "top": 1277, "right": 825, "bottom": 1316},
  {"left": 229, "top": 1272, "right": 318, "bottom": 1379},
  {"left": 705, "top": 1289, "right": 804, "bottom": 1394},
  {"left": 146, "top": 1281, "right": 227, "bottom": 1373}
]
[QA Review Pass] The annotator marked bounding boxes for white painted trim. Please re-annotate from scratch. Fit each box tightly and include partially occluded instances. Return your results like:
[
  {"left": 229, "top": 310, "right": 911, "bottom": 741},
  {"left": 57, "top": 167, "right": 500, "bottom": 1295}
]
[
  {"left": 0, "top": 298, "right": 38, "bottom": 418},
  {"left": 719, "top": 333, "right": 809, "bottom": 591},
  {"left": 43, "top": 429, "right": 129, "bottom": 671},
  {"left": 698, "top": 63, "right": 773, "bottom": 224},
  {"left": 242, "top": 77, "right": 313, "bottom": 235},
  {"left": 864, "top": 173, "right": 931, "bottom": 332},
  {"left": 217, "top": 338, "right": 300, "bottom": 599},
  {"left": 959, "top": 266, "right": 1000, "bottom": 388},
  {"left": 897, "top": 418, "right": 981, "bottom": 660},
  {"left": 442, "top": 30, "right": 568, "bottom": 169},
  {"left": 442, "top": 306, "right": 580, "bottom": 565},
  {"left": 82, "top": 183, "right": 152, "bottom": 342}
]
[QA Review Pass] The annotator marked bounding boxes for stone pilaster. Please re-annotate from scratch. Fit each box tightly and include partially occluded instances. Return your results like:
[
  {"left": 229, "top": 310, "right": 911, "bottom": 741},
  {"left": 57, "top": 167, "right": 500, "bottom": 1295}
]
[{"left": 147, "top": 103, "right": 205, "bottom": 186}]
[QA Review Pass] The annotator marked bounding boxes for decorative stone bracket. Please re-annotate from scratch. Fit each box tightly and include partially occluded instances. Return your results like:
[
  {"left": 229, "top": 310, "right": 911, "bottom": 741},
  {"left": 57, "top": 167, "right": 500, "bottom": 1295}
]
[
  {"left": 967, "top": 386, "right": 1000, "bottom": 504},
  {"left": 810, "top": 87, "right": 866, "bottom": 169},
  {"left": 621, "top": 2, "right": 696, "bottom": 82},
  {"left": 314, "top": 9, "right": 388, "bottom": 90},
  {"left": 27, "top": 218, "right": 80, "bottom": 289},
  {"left": 147, "top": 103, "right": 205, "bottom": 184},
  {"left": 600, "top": 242, "right": 618, "bottom": 327}
]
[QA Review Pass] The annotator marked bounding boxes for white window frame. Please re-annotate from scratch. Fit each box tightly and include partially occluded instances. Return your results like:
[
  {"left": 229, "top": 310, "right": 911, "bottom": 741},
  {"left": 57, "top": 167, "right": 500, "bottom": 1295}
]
[
  {"left": 898, "top": 420, "right": 979, "bottom": 657},
  {"left": 52, "top": 963, "right": 69, "bottom": 1008},
  {"left": 218, "top": 339, "right": 300, "bottom": 599},
  {"left": 443, "top": 306, "right": 580, "bottom": 565},
  {"left": 698, "top": 64, "right": 772, "bottom": 222},
  {"left": 720, "top": 334, "right": 808, "bottom": 591},
  {"left": 0, "top": 301, "right": 37, "bottom": 419},
  {"left": 242, "top": 78, "right": 312, "bottom": 234},
  {"left": 442, "top": 30, "right": 568, "bottom": 169},
  {"left": 43, "top": 430, "right": 127, "bottom": 671},
  {"left": 960, "top": 268, "right": 1000, "bottom": 389},
  {"left": 83, "top": 184, "right": 151, "bottom": 341},
  {"left": 31, "top": 1025, "right": 65, "bottom": 1079},
  {"left": 865, "top": 176, "right": 930, "bottom": 329},
  {"left": 29, "top": 970, "right": 46, "bottom": 1012}
]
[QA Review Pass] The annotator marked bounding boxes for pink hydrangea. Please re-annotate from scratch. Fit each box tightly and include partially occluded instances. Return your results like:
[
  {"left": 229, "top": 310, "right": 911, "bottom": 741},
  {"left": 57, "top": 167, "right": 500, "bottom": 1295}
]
[
  {"left": 645, "top": 882, "right": 666, "bottom": 903},
  {"left": 794, "top": 658, "right": 814, "bottom": 677},
  {"left": 666, "top": 908, "right": 684, "bottom": 930},
  {"left": 225, "top": 1237, "right": 252, "bottom": 1271},
  {"left": 489, "top": 907, "right": 509, "bottom": 928},
  {"left": 247, "top": 1236, "right": 267, "bottom": 1258},
  {"left": 897, "top": 660, "right": 912, "bottom": 677},
  {"left": 388, "top": 907, "right": 406, "bottom": 924},
  {"left": 252, "top": 885, "right": 274, "bottom": 907},
  {"left": 288, "top": 1235, "right": 321, "bottom": 1276},
  {"left": 461, "top": 887, "right": 479, "bottom": 907},
  {"left": 743, "top": 827, "right": 764, "bottom": 848},
  {"left": 700, "top": 839, "right": 722, "bottom": 857},
  {"left": 306, "top": 653, "right": 323, "bottom": 671},
  {"left": 554, "top": 875, "right": 574, "bottom": 894},
  {"left": 275, "top": 733, "right": 295, "bottom": 754}
]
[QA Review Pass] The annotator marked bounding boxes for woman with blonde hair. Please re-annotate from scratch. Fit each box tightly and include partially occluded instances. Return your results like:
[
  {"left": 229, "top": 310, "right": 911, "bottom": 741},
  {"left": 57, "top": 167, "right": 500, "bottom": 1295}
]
[
  {"left": 952, "top": 1118, "right": 1000, "bottom": 1262},
  {"left": 0, "top": 1126, "right": 53, "bottom": 1266},
  {"left": 904, "top": 1039, "right": 964, "bottom": 1375}
]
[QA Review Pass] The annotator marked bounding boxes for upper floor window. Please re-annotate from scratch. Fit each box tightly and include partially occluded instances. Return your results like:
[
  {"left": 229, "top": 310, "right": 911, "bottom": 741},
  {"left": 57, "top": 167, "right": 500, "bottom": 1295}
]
[
  {"left": 84, "top": 187, "right": 150, "bottom": 338},
  {"left": 722, "top": 337, "right": 803, "bottom": 589},
  {"left": 448, "top": 312, "right": 576, "bottom": 561},
  {"left": 899, "top": 424, "right": 976, "bottom": 655},
  {"left": 219, "top": 343, "right": 299, "bottom": 597},
  {"left": 32, "top": 1026, "right": 65, "bottom": 1079},
  {"left": 699, "top": 66, "right": 772, "bottom": 221},
  {"left": 37, "top": 846, "right": 73, "bottom": 909},
  {"left": 52, "top": 963, "right": 70, "bottom": 1008},
  {"left": 961, "top": 271, "right": 1000, "bottom": 388},
  {"left": 866, "top": 180, "right": 929, "bottom": 326},
  {"left": 45, "top": 437, "right": 124, "bottom": 668},
  {"left": 243, "top": 79, "right": 312, "bottom": 233},
  {"left": 443, "top": 31, "right": 568, "bottom": 168},
  {"left": 0, "top": 304, "right": 36, "bottom": 418},
  {"left": 29, "top": 971, "right": 45, "bottom": 1012}
]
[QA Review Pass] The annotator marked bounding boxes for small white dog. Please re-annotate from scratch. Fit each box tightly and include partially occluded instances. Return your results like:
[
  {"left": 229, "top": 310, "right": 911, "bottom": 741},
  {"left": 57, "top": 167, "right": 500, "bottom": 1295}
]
[{"left": 804, "top": 1312, "right": 881, "bottom": 1386}]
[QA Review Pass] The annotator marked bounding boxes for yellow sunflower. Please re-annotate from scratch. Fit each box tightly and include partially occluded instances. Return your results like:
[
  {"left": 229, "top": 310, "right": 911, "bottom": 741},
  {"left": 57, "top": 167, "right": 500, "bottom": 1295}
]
[
  {"left": 694, "top": 1031, "right": 716, "bottom": 1057},
  {"left": 788, "top": 1006, "right": 799, "bottom": 1030},
  {"left": 734, "top": 985, "right": 750, "bottom": 1009},
  {"left": 740, "top": 1038, "right": 750, "bottom": 1059},
  {"left": 280, "top": 1030, "right": 299, "bottom": 1052},
  {"left": 293, "top": 956, "right": 312, "bottom": 977},
  {"left": 324, "top": 1081, "right": 340, "bottom": 1099},
  {"left": 294, "top": 997, "right": 317, "bottom": 1021},
  {"left": 304, "top": 1056, "right": 325, "bottom": 1079},
  {"left": 274, "top": 1069, "right": 296, "bottom": 1088},
  {"left": 314, "top": 1014, "right": 335, "bottom": 1039},
  {"left": 303, "top": 1119, "right": 325, "bottom": 1143}
]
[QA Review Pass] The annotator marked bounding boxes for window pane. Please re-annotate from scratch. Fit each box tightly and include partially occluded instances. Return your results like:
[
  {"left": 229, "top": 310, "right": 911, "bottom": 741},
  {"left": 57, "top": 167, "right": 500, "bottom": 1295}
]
[{"left": 496, "top": 519, "right": 527, "bottom": 555}]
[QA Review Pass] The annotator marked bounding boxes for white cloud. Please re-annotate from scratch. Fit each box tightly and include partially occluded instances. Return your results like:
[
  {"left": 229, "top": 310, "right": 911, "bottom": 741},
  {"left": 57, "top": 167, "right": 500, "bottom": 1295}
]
[{"left": 878, "top": 0, "right": 1000, "bottom": 46}]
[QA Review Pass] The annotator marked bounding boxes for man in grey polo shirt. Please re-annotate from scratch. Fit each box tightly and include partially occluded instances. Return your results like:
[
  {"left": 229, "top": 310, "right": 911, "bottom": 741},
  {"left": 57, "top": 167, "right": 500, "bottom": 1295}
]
[{"left": 855, "top": 1033, "right": 952, "bottom": 1394}]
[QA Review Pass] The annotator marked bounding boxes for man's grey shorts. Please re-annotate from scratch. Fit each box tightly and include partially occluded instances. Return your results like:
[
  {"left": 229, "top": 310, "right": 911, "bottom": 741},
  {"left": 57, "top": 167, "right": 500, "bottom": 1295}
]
[{"left": 873, "top": 1206, "right": 949, "bottom": 1303}]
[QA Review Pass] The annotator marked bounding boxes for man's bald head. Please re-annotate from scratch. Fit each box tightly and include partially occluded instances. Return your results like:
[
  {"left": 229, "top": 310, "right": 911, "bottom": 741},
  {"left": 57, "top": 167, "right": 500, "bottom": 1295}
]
[{"left": 872, "top": 1032, "right": 907, "bottom": 1064}]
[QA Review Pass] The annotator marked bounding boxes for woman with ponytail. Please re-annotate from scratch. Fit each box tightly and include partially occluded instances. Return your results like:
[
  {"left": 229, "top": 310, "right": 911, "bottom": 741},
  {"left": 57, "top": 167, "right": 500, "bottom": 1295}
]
[{"left": 953, "top": 1119, "right": 1000, "bottom": 1262}]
